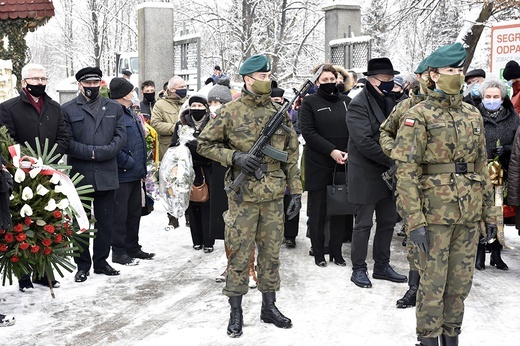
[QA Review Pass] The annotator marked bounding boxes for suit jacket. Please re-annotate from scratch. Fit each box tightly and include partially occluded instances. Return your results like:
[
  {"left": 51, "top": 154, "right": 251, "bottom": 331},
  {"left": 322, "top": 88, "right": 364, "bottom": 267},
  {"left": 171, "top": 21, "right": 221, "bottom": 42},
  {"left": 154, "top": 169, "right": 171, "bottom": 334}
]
[
  {"left": 62, "top": 95, "right": 126, "bottom": 191},
  {"left": 346, "top": 86, "right": 395, "bottom": 204}
]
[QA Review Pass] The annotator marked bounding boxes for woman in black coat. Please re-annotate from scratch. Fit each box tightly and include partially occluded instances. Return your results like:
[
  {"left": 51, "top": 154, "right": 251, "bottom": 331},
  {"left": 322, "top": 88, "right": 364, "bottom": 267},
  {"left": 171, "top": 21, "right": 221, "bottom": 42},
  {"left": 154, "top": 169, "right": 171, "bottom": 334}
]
[
  {"left": 170, "top": 96, "right": 214, "bottom": 252},
  {"left": 299, "top": 64, "right": 351, "bottom": 267},
  {"left": 476, "top": 80, "right": 520, "bottom": 270}
]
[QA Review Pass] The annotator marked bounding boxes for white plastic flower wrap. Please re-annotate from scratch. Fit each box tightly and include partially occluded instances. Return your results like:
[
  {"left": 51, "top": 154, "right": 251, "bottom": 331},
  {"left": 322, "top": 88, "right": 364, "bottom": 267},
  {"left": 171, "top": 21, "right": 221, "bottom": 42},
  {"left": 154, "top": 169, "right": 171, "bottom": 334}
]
[{"left": 159, "top": 125, "right": 196, "bottom": 218}]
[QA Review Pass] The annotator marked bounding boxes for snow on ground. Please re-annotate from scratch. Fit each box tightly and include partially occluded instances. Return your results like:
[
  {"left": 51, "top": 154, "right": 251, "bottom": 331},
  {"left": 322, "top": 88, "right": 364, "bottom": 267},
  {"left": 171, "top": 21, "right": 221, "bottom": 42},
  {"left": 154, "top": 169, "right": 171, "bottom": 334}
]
[{"left": 1, "top": 194, "right": 519, "bottom": 346}]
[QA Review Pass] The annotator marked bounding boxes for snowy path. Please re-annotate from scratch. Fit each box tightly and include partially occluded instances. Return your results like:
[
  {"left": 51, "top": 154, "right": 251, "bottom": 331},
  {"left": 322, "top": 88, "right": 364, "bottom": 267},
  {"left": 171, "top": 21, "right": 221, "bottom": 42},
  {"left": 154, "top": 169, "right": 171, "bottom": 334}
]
[{"left": 1, "top": 195, "right": 519, "bottom": 345}]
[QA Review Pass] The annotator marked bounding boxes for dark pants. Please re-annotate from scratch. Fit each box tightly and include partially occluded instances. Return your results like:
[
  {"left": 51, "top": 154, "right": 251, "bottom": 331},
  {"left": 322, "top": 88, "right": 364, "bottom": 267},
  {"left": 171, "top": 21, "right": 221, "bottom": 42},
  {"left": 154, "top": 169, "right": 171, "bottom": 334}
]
[
  {"left": 74, "top": 190, "right": 115, "bottom": 271},
  {"left": 283, "top": 194, "right": 299, "bottom": 239},
  {"left": 112, "top": 180, "right": 142, "bottom": 256},
  {"left": 308, "top": 188, "right": 347, "bottom": 259},
  {"left": 188, "top": 203, "right": 213, "bottom": 247},
  {"left": 351, "top": 196, "right": 396, "bottom": 271}
]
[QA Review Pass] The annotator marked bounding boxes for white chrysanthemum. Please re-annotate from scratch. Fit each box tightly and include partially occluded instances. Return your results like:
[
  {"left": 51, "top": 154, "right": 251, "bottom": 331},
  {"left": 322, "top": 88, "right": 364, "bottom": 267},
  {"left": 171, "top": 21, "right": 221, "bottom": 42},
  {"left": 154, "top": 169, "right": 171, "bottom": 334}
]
[
  {"left": 36, "top": 184, "right": 49, "bottom": 196},
  {"left": 29, "top": 158, "right": 44, "bottom": 178},
  {"left": 21, "top": 186, "right": 34, "bottom": 201},
  {"left": 20, "top": 204, "right": 33, "bottom": 217},
  {"left": 50, "top": 173, "right": 61, "bottom": 184},
  {"left": 54, "top": 184, "right": 65, "bottom": 194},
  {"left": 57, "top": 199, "right": 69, "bottom": 209},
  {"left": 14, "top": 168, "right": 25, "bottom": 183},
  {"left": 44, "top": 198, "right": 57, "bottom": 211},
  {"left": 36, "top": 219, "right": 46, "bottom": 226},
  {"left": 12, "top": 155, "right": 20, "bottom": 168}
]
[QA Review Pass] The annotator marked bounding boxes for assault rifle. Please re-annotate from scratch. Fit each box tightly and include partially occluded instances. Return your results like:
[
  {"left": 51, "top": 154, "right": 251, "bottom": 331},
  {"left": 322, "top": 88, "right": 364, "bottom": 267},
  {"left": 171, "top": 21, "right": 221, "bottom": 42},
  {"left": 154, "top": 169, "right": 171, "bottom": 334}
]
[{"left": 225, "top": 65, "right": 324, "bottom": 201}]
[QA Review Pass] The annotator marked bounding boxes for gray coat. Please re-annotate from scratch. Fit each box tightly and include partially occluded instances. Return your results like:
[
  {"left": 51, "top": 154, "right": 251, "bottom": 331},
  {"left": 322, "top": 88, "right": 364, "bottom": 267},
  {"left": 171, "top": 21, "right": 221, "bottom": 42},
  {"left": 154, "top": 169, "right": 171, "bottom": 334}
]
[
  {"left": 346, "top": 86, "right": 394, "bottom": 204},
  {"left": 62, "top": 95, "right": 126, "bottom": 191}
]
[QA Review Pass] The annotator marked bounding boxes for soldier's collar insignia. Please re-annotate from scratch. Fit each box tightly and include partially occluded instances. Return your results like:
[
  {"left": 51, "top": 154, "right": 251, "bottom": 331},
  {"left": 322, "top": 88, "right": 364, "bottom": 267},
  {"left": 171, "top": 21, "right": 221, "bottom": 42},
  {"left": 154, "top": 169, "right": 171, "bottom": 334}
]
[
  {"left": 473, "top": 124, "right": 481, "bottom": 134},
  {"left": 405, "top": 118, "right": 415, "bottom": 127}
]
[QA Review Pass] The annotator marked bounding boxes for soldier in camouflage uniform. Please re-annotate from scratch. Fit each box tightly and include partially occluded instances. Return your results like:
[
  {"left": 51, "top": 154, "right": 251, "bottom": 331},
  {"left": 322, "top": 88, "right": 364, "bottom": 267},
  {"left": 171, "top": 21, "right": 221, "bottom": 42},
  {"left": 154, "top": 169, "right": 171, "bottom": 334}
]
[
  {"left": 380, "top": 58, "right": 429, "bottom": 310},
  {"left": 197, "top": 54, "right": 302, "bottom": 338},
  {"left": 392, "top": 43, "right": 499, "bottom": 346}
]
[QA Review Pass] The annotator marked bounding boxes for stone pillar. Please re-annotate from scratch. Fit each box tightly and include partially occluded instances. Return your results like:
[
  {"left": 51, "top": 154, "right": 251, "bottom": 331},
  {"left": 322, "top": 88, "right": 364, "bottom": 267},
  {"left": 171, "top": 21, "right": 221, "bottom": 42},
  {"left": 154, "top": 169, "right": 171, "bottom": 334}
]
[
  {"left": 322, "top": 1, "right": 362, "bottom": 62},
  {"left": 137, "top": 3, "right": 175, "bottom": 94}
]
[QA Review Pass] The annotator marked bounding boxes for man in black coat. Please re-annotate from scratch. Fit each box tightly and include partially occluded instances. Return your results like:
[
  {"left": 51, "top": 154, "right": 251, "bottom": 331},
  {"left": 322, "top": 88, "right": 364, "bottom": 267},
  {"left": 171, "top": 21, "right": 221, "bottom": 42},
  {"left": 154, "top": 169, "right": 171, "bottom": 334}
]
[
  {"left": 62, "top": 67, "right": 126, "bottom": 282},
  {"left": 346, "top": 58, "right": 407, "bottom": 288},
  {"left": 0, "top": 63, "right": 68, "bottom": 291}
]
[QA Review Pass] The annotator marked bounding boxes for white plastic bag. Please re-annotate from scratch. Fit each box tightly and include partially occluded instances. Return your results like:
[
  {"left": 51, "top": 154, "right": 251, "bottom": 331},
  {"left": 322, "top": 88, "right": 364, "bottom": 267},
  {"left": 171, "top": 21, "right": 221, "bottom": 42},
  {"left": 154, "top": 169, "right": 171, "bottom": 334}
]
[{"left": 159, "top": 125, "right": 196, "bottom": 218}]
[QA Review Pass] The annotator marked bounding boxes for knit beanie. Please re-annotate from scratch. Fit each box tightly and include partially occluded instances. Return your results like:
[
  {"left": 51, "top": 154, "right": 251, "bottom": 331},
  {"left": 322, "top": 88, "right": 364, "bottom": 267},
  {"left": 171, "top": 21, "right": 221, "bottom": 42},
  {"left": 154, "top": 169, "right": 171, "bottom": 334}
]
[
  {"left": 109, "top": 77, "right": 134, "bottom": 99},
  {"left": 207, "top": 84, "right": 233, "bottom": 104}
]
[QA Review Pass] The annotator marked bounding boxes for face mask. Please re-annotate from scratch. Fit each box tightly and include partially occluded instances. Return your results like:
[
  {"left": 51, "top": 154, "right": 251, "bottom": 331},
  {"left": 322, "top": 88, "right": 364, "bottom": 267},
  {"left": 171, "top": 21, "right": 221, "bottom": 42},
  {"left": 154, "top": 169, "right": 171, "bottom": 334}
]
[
  {"left": 251, "top": 80, "right": 272, "bottom": 95},
  {"left": 336, "top": 83, "right": 345, "bottom": 93},
  {"left": 190, "top": 109, "right": 206, "bottom": 121},
  {"left": 390, "top": 91, "right": 403, "bottom": 99},
  {"left": 209, "top": 105, "right": 221, "bottom": 114},
  {"left": 435, "top": 74, "right": 464, "bottom": 95},
  {"left": 377, "top": 80, "right": 394, "bottom": 96},
  {"left": 143, "top": 92, "right": 155, "bottom": 102},
  {"left": 25, "top": 84, "right": 46, "bottom": 97},
  {"left": 175, "top": 88, "right": 187, "bottom": 98},
  {"left": 319, "top": 82, "right": 337, "bottom": 94},
  {"left": 83, "top": 86, "right": 100, "bottom": 99},
  {"left": 507, "top": 80, "right": 513, "bottom": 87},
  {"left": 470, "top": 84, "right": 481, "bottom": 97},
  {"left": 482, "top": 99, "right": 502, "bottom": 112}
]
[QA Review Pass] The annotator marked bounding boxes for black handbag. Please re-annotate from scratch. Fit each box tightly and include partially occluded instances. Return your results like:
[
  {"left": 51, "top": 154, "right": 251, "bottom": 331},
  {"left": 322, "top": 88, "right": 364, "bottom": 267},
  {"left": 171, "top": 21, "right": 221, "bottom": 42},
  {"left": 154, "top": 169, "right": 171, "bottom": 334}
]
[
  {"left": 141, "top": 181, "right": 154, "bottom": 216},
  {"left": 326, "top": 164, "right": 356, "bottom": 216}
]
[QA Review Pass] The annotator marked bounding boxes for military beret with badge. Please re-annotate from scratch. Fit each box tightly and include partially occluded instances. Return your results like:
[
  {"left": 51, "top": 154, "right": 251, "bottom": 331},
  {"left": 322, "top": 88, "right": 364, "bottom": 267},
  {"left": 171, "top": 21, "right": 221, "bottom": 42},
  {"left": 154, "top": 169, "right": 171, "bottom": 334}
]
[
  {"left": 424, "top": 42, "right": 467, "bottom": 69},
  {"left": 239, "top": 54, "right": 271, "bottom": 75}
]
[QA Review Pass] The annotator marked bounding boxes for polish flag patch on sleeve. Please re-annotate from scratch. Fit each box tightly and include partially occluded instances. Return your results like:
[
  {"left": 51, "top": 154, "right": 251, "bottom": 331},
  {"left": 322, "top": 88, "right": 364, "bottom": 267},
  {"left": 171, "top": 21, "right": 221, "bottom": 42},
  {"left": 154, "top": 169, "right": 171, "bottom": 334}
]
[{"left": 404, "top": 118, "right": 415, "bottom": 127}]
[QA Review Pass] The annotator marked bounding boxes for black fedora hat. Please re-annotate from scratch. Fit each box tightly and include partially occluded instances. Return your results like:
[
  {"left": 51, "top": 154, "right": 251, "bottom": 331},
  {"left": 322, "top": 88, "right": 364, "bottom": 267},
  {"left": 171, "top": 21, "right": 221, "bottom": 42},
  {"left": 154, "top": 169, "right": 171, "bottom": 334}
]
[{"left": 363, "top": 57, "right": 400, "bottom": 76}]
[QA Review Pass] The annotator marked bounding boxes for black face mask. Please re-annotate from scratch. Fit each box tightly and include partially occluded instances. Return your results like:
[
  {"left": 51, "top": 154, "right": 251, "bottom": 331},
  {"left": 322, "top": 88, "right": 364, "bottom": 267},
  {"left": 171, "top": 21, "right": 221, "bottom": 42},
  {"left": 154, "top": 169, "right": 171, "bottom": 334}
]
[
  {"left": 143, "top": 92, "right": 155, "bottom": 102},
  {"left": 83, "top": 86, "right": 100, "bottom": 100},
  {"left": 26, "top": 84, "right": 46, "bottom": 98},
  {"left": 336, "top": 83, "right": 345, "bottom": 93},
  {"left": 190, "top": 109, "right": 206, "bottom": 121},
  {"left": 319, "top": 83, "right": 337, "bottom": 94},
  {"left": 390, "top": 91, "right": 403, "bottom": 99}
]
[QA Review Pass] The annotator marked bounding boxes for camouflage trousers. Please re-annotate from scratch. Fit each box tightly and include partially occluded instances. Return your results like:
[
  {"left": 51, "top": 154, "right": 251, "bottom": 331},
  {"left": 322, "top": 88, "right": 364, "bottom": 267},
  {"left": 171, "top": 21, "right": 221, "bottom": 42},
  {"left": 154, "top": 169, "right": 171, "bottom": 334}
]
[
  {"left": 407, "top": 237, "right": 419, "bottom": 271},
  {"left": 415, "top": 223, "right": 479, "bottom": 338},
  {"left": 222, "top": 198, "right": 284, "bottom": 297}
]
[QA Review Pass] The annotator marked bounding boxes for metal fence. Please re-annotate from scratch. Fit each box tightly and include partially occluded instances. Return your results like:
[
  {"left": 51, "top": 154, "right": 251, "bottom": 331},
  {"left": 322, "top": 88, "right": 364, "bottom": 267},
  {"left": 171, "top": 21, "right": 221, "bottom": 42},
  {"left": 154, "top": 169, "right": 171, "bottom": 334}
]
[
  {"left": 330, "top": 36, "right": 372, "bottom": 69},
  {"left": 173, "top": 35, "right": 201, "bottom": 91}
]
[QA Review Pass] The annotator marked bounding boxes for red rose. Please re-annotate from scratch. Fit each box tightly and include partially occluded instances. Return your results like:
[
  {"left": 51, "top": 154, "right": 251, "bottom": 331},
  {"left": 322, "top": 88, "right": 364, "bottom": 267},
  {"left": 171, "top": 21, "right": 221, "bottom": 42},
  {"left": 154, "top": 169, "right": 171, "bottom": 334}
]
[
  {"left": 53, "top": 210, "right": 62, "bottom": 218},
  {"left": 10, "top": 255, "right": 19, "bottom": 263},
  {"left": 43, "top": 247, "right": 52, "bottom": 255},
  {"left": 42, "top": 238, "right": 52, "bottom": 247},
  {"left": 15, "top": 233, "right": 27, "bottom": 242},
  {"left": 13, "top": 224, "right": 23, "bottom": 233},
  {"left": 24, "top": 217, "right": 32, "bottom": 226},
  {"left": 66, "top": 230, "right": 73, "bottom": 236},
  {"left": 30, "top": 245, "right": 40, "bottom": 253},
  {"left": 4, "top": 233, "right": 14, "bottom": 243},
  {"left": 44, "top": 225, "right": 55, "bottom": 234},
  {"left": 63, "top": 222, "right": 69, "bottom": 230},
  {"left": 0, "top": 244, "right": 7, "bottom": 251},
  {"left": 0, "top": 229, "right": 5, "bottom": 235},
  {"left": 55, "top": 234, "right": 63, "bottom": 243},
  {"left": 19, "top": 242, "right": 30, "bottom": 250}
]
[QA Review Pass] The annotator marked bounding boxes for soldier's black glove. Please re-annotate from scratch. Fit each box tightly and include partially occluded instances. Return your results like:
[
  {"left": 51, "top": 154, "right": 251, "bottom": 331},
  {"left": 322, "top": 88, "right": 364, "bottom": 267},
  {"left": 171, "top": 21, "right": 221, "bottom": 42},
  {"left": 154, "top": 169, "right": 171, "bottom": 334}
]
[
  {"left": 493, "top": 146, "right": 504, "bottom": 157},
  {"left": 286, "top": 194, "right": 302, "bottom": 220},
  {"left": 409, "top": 226, "right": 429, "bottom": 253},
  {"left": 232, "top": 152, "right": 261, "bottom": 174},
  {"left": 485, "top": 223, "right": 497, "bottom": 243}
]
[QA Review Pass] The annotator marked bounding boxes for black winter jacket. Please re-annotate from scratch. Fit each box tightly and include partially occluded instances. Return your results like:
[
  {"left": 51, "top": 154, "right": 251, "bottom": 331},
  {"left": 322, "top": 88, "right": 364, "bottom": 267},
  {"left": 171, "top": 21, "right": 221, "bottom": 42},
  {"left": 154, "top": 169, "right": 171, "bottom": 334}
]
[{"left": 116, "top": 106, "right": 147, "bottom": 183}]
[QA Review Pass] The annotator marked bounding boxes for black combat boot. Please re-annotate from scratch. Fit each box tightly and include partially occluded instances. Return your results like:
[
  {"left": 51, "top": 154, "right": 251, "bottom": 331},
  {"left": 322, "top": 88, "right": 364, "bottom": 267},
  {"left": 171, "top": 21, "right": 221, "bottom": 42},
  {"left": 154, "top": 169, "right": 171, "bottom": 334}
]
[
  {"left": 227, "top": 296, "right": 243, "bottom": 338},
  {"left": 396, "top": 270, "right": 419, "bottom": 308},
  {"left": 260, "top": 292, "right": 292, "bottom": 328},
  {"left": 490, "top": 249, "right": 508, "bottom": 270},
  {"left": 417, "top": 336, "right": 439, "bottom": 346},
  {"left": 475, "top": 242, "right": 485, "bottom": 270},
  {"left": 439, "top": 334, "right": 458, "bottom": 346}
]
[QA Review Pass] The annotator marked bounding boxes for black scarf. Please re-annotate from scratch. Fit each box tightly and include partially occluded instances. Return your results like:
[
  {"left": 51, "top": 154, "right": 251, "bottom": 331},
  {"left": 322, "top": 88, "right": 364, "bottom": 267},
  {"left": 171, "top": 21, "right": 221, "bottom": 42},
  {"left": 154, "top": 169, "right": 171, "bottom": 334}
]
[{"left": 366, "top": 82, "right": 395, "bottom": 117}]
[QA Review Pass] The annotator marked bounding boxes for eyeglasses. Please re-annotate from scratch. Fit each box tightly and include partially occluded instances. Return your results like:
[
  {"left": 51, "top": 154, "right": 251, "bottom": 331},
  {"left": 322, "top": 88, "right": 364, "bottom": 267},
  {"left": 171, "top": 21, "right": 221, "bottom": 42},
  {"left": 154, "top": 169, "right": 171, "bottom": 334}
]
[{"left": 25, "top": 77, "right": 48, "bottom": 83}]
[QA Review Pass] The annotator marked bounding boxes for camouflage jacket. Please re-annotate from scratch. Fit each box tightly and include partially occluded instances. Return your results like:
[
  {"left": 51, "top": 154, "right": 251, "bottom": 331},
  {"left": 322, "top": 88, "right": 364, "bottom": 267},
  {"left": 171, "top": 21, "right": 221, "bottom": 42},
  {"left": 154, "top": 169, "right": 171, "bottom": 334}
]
[
  {"left": 392, "top": 90, "right": 499, "bottom": 231},
  {"left": 380, "top": 93, "right": 425, "bottom": 157},
  {"left": 197, "top": 88, "right": 302, "bottom": 203}
]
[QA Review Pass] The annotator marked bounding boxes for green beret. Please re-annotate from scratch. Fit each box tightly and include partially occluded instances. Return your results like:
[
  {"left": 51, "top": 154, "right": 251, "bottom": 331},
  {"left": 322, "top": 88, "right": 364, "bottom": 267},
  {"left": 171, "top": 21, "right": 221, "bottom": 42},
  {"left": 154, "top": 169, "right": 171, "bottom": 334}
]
[
  {"left": 425, "top": 43, "right": 467, "bottom": 69},
  {"left": 239, "top": 54, "right": 271, "bottom": 75},
  {"left": 414, "top": 58, "right": 428, "bottom": 74}
]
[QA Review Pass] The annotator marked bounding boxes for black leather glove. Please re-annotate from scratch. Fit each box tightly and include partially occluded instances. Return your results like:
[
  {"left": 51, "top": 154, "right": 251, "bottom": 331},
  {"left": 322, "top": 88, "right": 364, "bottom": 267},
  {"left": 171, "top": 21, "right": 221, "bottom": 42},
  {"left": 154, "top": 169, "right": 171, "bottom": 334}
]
[
  {"left": 485, "top": 223, "right": 497, "bottom": 243},
  {"left": 232, "top": 152, "right": 261, "bottom": 174},
  {"left": 493, "top": 146, "right": 504, "bottom": 157},
  {"left": 409, "top": 226, "right": 429, "bottom": 253},
  {"left": 286, "top": 194, "right": 302, "bottom": 220}
]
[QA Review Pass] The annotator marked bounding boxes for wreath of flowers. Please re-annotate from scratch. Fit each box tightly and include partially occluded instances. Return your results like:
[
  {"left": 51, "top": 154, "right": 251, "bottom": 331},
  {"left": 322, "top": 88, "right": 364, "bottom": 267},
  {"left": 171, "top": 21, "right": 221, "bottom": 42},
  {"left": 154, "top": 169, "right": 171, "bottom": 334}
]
[{"left": 0, "top": 128, "right": 94, "bottom": 295}]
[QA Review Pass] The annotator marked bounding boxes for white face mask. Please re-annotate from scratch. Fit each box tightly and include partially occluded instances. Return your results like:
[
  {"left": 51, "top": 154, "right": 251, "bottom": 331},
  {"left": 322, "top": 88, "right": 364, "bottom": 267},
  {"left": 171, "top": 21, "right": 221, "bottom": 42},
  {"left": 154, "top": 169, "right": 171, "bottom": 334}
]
[{"left": 209, "top": 105, "right": 221, "bottom": 114}]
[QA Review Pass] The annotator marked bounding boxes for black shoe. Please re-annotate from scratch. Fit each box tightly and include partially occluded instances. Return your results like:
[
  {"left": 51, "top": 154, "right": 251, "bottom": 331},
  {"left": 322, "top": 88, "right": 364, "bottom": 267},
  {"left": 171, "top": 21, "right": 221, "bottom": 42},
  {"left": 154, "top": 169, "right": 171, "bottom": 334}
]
[
  {"left": 475, "top": 243, "right": 486, "bottom": 270},
  {"left": 33, "top": 275, "right": 60, "bottom": 288},
  {"left": 74, "top": 270, "right": 89, "bottom": 282},
  {"left": 439, "top": 334, "right": 458, "bottom": 346},
  {"left": 94, "top": 265, "right": 120, "bottom": 276},
  {"left": 227, "top": 296, "right": 243, "bottom": 338},
  {"left": 203, "top": 246, "right": 214, "bottom": 253},
  {"left": 112, "top": 254, "right": 139, "bottom": 266},
  {"left": 490, "top": 250, "right": 508, "bottom": 270},
  {"left": 314, "top": 255, "right": 327, "bottom": 267},
  {"left": 260, "top": 292, "right": 292, "bottom": 329},
  {"left": 285, "top": 238, "right": 296, "bottom": 248},
  {"left": 351, "top": 270, "right": 372, "bottom": 288},
  {"left": 193, "top": 244, "right": 203, "bottom": 250},
  {"left": 329, "top": 254, "right": 346, "bottom": 266},
  {"left": 397, "top": 270, "right": 419, "bottom": 308},
  {"left": 18, "top": 275, "right": 34, "bottom": 292},
  {"left": 129, "top": 249, "right": 155, "bottom": 260},
  {"left": 418, "top": 337, "right": 439, "bottom": 346},
  {"left": 373, "top": 265, "right": 408, "bottom": 283}
]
